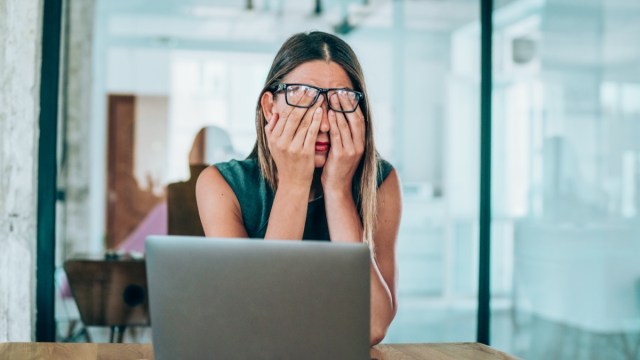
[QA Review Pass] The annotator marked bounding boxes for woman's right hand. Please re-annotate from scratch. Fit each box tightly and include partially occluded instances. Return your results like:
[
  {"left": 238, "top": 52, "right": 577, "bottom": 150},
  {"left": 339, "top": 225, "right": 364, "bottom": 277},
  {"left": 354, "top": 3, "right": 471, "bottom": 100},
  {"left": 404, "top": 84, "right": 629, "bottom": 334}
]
[{"left": 265, "top": 96, "right": 324, "bottom": 189}]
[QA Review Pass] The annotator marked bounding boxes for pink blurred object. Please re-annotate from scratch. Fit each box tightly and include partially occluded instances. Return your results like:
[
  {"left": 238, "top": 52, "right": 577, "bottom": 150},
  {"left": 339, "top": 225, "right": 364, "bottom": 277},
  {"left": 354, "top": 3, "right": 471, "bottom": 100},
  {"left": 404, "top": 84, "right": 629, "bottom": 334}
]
[
  {"left": 59, "top": 201, "right": 168, "bottom": 298},
  {"left": 118, "top": 201, "right": 168, "bottom": 253}
]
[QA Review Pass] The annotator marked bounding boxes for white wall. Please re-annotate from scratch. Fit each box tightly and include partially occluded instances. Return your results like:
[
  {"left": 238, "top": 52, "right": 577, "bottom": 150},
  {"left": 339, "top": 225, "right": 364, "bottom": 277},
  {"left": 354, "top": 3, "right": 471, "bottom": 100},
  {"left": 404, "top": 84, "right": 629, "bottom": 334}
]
[
  {"left": 58, "top": 0, "right": 97, "bottom": 262},
  {"left": 134, "top": 96, "right": 169, "bottom": 192},
  {"left": 0, "top": 0, "right": 43, "bottom": 342}
]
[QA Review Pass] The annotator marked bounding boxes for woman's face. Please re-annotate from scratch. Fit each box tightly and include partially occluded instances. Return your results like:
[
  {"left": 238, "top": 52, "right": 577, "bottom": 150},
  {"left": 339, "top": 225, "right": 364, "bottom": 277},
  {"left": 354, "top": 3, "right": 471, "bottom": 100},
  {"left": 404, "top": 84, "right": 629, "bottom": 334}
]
[{"left": 273, "top": 60, "right": 355, "bottom": 168}]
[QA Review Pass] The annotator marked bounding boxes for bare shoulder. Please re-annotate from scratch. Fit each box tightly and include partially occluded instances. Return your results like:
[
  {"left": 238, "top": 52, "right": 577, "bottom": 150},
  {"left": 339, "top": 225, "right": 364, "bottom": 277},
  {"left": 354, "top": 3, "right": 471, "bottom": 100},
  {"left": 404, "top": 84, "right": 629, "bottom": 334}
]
[
  {"left": 196, "top": 165, "right": 246, "bottom": 237},
  {"left": 373, "top": 169, "right": 402, "bottom": 251},
  {"left": 197, "top": 165, "right": 231, "bottom": 194},
  {"left": 196, "top": 165, "right": 243, "bottom": 208},
  {"left": 379, "top": 168, "right": 401, "bottom": 200}
]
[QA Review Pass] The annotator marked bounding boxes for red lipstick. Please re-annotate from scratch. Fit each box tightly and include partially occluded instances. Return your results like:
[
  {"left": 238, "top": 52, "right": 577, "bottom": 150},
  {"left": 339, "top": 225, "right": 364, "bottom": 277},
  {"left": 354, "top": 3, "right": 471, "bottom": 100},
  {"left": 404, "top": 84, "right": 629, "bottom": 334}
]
[{"left": 315, "top": 141, "right": 330, "bottom": 152}]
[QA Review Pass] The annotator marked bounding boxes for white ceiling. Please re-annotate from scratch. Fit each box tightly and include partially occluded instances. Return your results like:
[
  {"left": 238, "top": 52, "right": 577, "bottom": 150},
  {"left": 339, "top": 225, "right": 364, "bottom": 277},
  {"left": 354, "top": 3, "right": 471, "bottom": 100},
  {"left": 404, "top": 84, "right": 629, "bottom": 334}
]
[
  {"left": 100, "top": 0, "right": 640, "bottom": 68},
  {"left": 100, "top": 0, "right": 482, "bottom": 46}
]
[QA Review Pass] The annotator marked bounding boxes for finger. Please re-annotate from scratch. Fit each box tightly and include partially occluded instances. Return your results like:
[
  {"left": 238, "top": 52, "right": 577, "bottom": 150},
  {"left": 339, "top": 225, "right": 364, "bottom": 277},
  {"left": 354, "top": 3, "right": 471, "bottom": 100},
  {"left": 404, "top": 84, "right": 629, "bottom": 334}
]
[
  {"left": 279, "top": 105, "right": 311, "bottom": 141},
  {"left": 338, "top": 95, "right": 365, "bottom": 148},
  {"left": 338, "top": 92, "right": 363, "bottom": 122},
  {"left": 329, "top": 92, "right": 343, "bottom": 113},
  {"left": 271, "top": 90, "right": 309, "bottom": 138},
  {"left": 265, "top": 113, "right": 278, "bottom": 152},
  {"left": 337, "top": 90, "right": 360, "bottom": 116},
  {"left": 273, "top": 105, "right": 305, "bottom": 139},
  {"left": 275, "top": 95, "right": 297, "bottom": 126},
  {"left": 265, "top": 112, "right": 278, "bottom": 135},
  {"left": 271, "top": 108, "right": 289, "bottom": 138},
  {"left": 291, "top": 106, "right": 319, "bottom": 150},
  {"left": 330, "top": 94, "right": 353, "bottom": 141},
  {"left": 328, "top": 109, "right": 343, "bottom": 149},
  {"left": 335, "top": 110, "right": 356, "bottom": 153},
  {"left": 287, "top": 95, "right": 324, "bottom": 144},
  {"left": 303, "top": 107, "right": 323, "bottom": 150},
  {"left": 277, "top": 85, "right": 314, "bottom": 118}
]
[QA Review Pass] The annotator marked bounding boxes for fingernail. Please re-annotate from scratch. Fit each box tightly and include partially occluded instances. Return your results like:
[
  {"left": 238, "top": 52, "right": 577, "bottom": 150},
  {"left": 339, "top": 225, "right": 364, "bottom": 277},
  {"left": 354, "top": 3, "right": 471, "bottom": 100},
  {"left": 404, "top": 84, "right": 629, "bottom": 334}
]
[{"left": 315, "top": 107, "right": 322, "bottom": 114}]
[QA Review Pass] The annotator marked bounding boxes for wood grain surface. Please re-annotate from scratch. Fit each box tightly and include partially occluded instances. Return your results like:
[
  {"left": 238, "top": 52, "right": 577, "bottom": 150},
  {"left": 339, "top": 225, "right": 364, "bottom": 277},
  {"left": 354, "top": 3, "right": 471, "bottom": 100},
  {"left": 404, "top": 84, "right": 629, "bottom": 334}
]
[
  {"left": 0, "top": 343, "right": 153, "bottom": 360},
  {"left": 0, "top": 342, "right": 518, "bottom": 360},
  {"left": 371, "top": 342, "right": 519, "bottom": 360}
]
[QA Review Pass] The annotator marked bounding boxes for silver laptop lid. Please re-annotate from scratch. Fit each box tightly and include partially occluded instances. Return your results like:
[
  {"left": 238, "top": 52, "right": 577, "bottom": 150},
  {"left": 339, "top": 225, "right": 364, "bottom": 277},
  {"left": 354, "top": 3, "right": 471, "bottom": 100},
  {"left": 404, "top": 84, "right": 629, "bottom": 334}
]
[{"left": 146, "top": 236, "right": 370, "bottom": 360}]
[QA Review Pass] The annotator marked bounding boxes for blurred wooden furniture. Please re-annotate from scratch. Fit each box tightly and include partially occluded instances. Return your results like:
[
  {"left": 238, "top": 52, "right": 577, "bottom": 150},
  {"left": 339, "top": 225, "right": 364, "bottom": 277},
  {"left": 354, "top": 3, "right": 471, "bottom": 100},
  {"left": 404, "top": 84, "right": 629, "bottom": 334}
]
[
  {"left": 106, "top": 94, "right": 165, "bottom": 249},
  {"left": 167, "top": 164, "right": 208, "bottom": 236},
  {"left": 0, "top": 342, "right": 517, "bottom": 360},
  {"left": 64, "top": 255, "right": 150, "bottom": 343}
]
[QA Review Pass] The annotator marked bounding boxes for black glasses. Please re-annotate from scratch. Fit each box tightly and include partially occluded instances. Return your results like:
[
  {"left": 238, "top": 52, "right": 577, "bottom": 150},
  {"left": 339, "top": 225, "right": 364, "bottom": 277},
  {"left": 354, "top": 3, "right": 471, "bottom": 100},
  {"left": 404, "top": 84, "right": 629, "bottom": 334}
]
[{"left": 274, "top": 83, "right": 363, "bottom": 113}]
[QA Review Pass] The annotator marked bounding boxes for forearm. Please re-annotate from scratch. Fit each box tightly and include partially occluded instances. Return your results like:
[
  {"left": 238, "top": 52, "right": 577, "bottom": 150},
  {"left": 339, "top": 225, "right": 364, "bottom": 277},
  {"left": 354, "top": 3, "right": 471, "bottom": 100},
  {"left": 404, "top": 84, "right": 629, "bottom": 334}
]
[
  {"left": 370, "top": 258, "right": 395, "bottom": 345},
  {"left": 324, "top": 189, "right": 363, "bottom": 243},
  {"left": 324, "top": 190, "right": 394, "bottom": 344},
  {"left": 264, "top": 183, "right": 309, "bottom": 240}
]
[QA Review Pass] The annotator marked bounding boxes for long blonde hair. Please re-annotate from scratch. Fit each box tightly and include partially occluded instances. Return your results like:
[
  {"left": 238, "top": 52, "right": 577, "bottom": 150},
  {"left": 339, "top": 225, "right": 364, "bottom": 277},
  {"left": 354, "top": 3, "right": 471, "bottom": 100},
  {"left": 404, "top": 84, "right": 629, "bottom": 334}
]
[{"left": 249, "top": 31, "right": 379, "bottom": 249}]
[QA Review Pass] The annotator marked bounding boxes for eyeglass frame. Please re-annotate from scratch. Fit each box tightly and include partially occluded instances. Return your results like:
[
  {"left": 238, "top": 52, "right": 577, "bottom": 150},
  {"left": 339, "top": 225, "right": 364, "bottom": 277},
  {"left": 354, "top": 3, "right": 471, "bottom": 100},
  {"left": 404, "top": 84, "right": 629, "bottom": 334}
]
[{"left": 273, "top": 83, "right": 364, "bottom": 113}]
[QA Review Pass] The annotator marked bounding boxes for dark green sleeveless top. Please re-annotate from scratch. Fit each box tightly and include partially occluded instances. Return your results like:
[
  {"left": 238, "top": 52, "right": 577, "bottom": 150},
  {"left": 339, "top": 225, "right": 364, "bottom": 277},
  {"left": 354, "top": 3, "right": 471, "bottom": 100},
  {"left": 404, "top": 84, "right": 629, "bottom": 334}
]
[{"left": 214, "top": 157, "right": 394, "bottom": 241}]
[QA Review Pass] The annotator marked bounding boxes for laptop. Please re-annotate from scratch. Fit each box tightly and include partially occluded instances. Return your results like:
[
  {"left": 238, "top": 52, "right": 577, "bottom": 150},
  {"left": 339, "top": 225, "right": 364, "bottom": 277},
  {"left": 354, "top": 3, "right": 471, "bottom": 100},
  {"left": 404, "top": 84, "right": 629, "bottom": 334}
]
[{"left": 146, "top": 236, "right": 370, "bottom": 360}]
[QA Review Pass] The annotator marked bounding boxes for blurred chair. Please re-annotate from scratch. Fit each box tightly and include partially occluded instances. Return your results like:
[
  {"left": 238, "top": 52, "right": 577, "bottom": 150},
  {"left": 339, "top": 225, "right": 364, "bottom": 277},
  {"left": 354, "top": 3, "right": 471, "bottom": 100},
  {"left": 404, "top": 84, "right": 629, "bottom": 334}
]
[
  {"left": 167, "top": 125, "right": 240, "bottom": 236},
  {"left": 168, "top": 164, "right": 208, "bottom": 236},
  {"left": 63, "top": 256, "right": 149, "bottom": 343}
]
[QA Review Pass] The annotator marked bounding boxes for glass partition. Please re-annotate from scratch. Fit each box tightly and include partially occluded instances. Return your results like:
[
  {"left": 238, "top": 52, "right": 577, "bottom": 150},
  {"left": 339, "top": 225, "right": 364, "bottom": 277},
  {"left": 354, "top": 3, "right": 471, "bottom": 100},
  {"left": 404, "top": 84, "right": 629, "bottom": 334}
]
[
  {"left": 55, "top": 0, "right": 483, "bottom": 343},
  {"left": 491, "top": 0, "right": 640, "bottom": 358}
]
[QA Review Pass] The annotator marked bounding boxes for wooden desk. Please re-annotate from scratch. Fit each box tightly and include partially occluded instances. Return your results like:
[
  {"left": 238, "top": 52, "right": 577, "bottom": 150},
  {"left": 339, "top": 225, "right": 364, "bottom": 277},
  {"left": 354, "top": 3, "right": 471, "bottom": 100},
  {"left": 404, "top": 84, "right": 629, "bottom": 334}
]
[{"left": 0, "top": 342, "right": 516, "bottom": 359}]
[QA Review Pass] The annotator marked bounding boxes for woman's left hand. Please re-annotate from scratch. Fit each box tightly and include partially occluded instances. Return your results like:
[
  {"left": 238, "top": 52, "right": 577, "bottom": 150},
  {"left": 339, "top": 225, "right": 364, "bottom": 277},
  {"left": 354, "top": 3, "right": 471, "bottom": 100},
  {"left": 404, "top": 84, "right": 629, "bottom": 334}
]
[{"left": 321, "top": 93, "right": 366, "bottom": 193}]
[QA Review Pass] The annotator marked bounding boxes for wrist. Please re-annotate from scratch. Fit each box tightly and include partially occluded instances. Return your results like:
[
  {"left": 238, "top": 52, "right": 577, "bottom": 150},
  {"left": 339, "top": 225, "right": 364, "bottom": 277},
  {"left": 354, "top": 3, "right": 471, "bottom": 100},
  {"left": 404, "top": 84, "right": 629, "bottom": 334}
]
[
  {"left": 322, "top": 185, "right": 353, "bottom": 201},
  {"left": 277, "top": 171, "right": 313, "bottom": 188},
  {"left": 276, "top": 180, "right": 312, "bottom": 195},
  {"left": 322, "top": 178, "right": 352, "bottom": 194}
]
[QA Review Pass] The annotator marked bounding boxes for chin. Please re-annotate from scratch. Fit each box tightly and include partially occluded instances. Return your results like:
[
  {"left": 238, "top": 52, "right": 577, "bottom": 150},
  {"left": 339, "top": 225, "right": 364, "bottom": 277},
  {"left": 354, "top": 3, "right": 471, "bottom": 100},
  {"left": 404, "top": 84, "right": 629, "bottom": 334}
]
[{"left": 314, "top": 154, "right": 327, "bottom": 168}]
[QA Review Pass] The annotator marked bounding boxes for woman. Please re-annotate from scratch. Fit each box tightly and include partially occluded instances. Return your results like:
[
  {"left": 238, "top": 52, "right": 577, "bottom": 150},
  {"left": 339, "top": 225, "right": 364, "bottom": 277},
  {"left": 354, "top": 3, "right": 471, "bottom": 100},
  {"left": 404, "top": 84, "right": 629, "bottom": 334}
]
[{"left": 196, "top": 31, "right": 402, "bottom": 345}]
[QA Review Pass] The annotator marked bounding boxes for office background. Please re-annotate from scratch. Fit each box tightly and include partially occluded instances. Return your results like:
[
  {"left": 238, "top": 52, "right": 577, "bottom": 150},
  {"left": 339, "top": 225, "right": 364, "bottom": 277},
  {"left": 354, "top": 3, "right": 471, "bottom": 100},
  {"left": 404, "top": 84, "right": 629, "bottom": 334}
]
[{"left": 1, "top": 0, "right": 639, "bottom": 359}]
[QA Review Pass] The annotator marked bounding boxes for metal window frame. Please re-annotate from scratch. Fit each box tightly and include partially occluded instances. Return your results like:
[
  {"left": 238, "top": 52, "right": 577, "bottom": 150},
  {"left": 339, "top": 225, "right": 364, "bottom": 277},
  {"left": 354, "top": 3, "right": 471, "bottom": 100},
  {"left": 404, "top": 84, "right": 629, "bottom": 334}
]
[
  {"left": 36, "top": 0, "right": 62, "bottom": 341},
  {"left": 477, "top": 0, "right": 493, "bottom": 345}
]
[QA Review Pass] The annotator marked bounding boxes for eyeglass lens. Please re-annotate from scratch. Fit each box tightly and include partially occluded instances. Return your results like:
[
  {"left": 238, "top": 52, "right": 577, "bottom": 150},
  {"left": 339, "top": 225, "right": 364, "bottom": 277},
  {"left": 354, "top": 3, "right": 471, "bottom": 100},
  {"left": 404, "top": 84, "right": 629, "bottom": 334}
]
[{"left": 285, "top": 85, "right": 359, "bottom": 112}]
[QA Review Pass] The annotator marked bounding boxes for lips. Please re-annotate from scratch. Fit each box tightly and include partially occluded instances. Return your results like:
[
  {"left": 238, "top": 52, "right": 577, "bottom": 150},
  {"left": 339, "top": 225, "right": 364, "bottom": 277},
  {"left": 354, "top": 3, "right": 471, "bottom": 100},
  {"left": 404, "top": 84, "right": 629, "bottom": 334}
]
[{"left": 315, "top": 141, "right": 330, "bottom": 152}]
